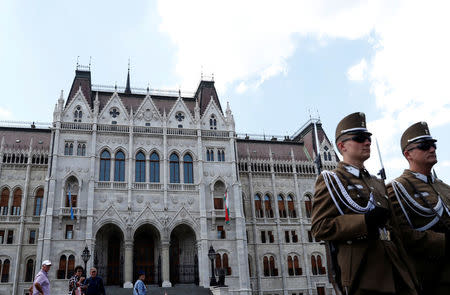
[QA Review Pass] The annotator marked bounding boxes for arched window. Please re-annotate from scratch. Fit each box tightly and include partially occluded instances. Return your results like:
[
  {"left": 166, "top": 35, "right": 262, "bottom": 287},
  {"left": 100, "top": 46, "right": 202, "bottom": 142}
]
[
  {"left": 11, "top": 188, "right": 22, "bottom": 215},
  {"left": 323, "top": 152, "right": 328, "bottom": 161},
  {"left": 294, "top": 255, "right": 302, "bottom": 275},
  {"left": 254, "top": 194, "right": 263, "bottom": 218},
  {"left": 214, "top": 181, "right": 225, "bottom": 209},
  {"left": 25, "top": 258, "right": 34, "bottom": 282},
  {"left": 135, "top": 152, "right": 146, "bottom": 182},
  {"left": 150, "top": 152, "right": 160, "bottom": 183},
  {"left": 317, "top": 255, "right": 326, "bottom": 274},
  {"left": 278, "top": 195, "right": 286, "bottom": 218},
  {"left": 311, "top": 255, "right": 317, "bottom": 275},
  {"left": 34, "top": 188, "right": 44, "bottom": 216},
  {"left": 215, "top": 253, "right": 222, "bottom": 273},
  {"left": 223, "top": 253, "right": 231, "bottom": 275},
  {"left": 287, "top": 256, "right": 294, "bottom": 276},
  {"left": 328, "top": 152, "right": 332, "bottom": 161},
  {"left": 183, "top": 154, "right": 194, "bottom": 184},
  {"left": 169, "top": 153, "right": 180, "bottom": 183},
  {"left": 67, "top": 255, "right": 75, "bottom": 279},
  {"left": 264, "top": 195, "right": 274, "bottom": 218},
  {"left": 64, "top": 143, "right": 70, "bottom": 155},
  {"left": 305, "top": 194, "right": 312, "bottom": 218},
  {"left": 269, "top": 256, "right": 277, "bottom": 276},
  {"left": 0, "top": 188, "right": 9, "bottom": 216},
  {"left": 287, "top": 194, "right": 296, "bottom": 218},
  {"left": 74, "top": 106, "right": 82, "bottom": 122},
  {"left": 114, "top": 151, "right": 125, "bottom": 182},
  {"left": 210, "top": 115, "right": 217, "bottom": 130},
  {"left": 69, "top": 143, "right": 73, "bottom": 155},
  {"left": 57, "top": 255, "right": 67, "bottom": 279},
  {"left": 263, "top": 256, "right": 269, "bottom": 277},
  {"left": 99, "top": 150, "right": 111, "bottom": 181},
  {"left": 1, "top": 259, "right": 10, "bottom": 282},
  {"left": 77, "top": 143, "right": 86, "bottom": 156},
  {"left": 65, "top": 181, "right": 78, "bottom": 208}
]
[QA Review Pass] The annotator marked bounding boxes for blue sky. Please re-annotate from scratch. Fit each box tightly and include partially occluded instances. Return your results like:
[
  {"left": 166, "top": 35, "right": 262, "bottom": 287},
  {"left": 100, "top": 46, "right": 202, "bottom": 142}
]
[{"left": 1, "top": 0, "right": 450, "bottom": 181}]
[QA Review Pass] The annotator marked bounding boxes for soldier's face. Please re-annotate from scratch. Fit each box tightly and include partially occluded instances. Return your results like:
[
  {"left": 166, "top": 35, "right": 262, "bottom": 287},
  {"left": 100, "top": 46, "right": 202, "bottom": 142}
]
[
  {"left": 404, "top": 141, "right": 437, "bottom": 168},
  {"left": 338, "top": 133, "right": 371, "bottom": 162}
]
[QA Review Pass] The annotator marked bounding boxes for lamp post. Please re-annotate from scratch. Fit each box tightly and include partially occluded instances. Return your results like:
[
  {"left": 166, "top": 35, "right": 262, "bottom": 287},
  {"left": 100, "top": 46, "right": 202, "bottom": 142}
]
[
  {"left": 208, "top": 246, "right": 217, "bottom": 286},
  {"left": 81, "top": 246, "right": 91, "bottom": 276}
]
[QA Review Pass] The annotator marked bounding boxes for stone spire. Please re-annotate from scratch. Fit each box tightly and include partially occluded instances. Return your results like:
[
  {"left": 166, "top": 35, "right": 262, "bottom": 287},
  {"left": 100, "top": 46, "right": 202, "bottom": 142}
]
[{"left": 125, "top": 62, "right": 131, "bottom": 94}]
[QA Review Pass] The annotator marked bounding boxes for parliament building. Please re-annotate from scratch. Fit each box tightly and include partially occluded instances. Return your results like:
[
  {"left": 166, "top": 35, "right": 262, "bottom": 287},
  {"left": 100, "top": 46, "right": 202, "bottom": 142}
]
[{"left": 0, "top": 66, "right": 337, "bottom": 295}]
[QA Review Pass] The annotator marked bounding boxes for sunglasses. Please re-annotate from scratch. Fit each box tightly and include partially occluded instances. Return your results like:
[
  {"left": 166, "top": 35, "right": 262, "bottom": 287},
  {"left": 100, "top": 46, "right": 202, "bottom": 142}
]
[
  {"left": 407, "top": 141, "right": 436, "bottom": 151},
  {"left": 342, "top": 134, "right": 372, "bottom": 143}
]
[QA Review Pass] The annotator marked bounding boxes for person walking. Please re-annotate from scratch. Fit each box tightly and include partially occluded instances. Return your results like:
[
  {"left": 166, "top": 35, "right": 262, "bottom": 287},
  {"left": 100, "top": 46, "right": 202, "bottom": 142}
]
[
  {"left": 68, "top": 265, "right": 86, "bottom": 295},
  {"left": 387, "top": 122, "right": 450, "bottom": 294},
  {"left": 311, "top": 112, "right": 419, "bottom": 295},
  {"left": 32, "top": 260, "right": 52, "bottom": 295},
  {"left": 83, "top": 268, "right": 105, "bottom": 295},
  {"left": 133, "top": 270, "right": 147, "bottom": 295}
]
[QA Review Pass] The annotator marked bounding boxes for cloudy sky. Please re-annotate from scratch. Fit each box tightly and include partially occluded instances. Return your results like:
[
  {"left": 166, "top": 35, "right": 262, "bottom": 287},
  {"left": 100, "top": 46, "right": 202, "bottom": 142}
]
[{"left": 1, "top": 0, "right": 449, "bottom": 181}]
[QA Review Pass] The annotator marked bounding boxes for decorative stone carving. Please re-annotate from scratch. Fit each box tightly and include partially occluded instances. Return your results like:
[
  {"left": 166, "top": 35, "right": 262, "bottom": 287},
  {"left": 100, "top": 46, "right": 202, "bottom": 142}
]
[
  {"left": 116, "top": 194, "right": 123, "bottom": 203},
  {"left": 136, "top": 195, "right": 143, "bottom": 204},
  {"left": 99, "top": 194, "right": 106, "bottom": 203}
]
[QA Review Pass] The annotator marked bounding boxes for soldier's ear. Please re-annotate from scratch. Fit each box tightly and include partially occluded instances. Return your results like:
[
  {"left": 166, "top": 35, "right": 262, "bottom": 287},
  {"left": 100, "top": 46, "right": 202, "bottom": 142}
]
[
  {"left": 337, "top": 141, "right": 345, "bottom": 155},
  {"left": 403, "top": 149, "right": 412, "bottom": 161}
]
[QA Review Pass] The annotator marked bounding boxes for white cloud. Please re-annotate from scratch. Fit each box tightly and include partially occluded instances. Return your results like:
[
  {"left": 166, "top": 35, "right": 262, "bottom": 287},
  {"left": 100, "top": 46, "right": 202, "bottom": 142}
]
[
  {"left": 347, "top": 59, "right": 367, "bottom": 81},
  {"left": 0, "top": 107, "right": 12, "bottom": 120}
]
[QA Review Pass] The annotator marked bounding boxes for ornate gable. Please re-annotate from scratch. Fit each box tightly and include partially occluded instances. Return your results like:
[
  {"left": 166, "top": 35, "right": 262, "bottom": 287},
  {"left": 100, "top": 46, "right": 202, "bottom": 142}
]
[
  {"left": 201, "top": 97, "right": 227, "bottom": 130},
  {"left": 62, "top": 87, "right": 93, "bottom": 123},
  {"left": 98, "top": 92, "right": 130, "bottom": 125},
  {"left": 166, "top": 96, "right": 195, "bottom": 129},
  {"left": 133, "top": 95, "right": 162, "bottom": 127}
]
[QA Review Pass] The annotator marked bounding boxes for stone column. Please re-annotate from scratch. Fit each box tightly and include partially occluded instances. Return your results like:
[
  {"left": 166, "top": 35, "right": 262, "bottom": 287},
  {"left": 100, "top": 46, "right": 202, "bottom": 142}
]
[
  {"left": 161, "top": 240, "right": 172, "bottom": 287},
  {"left": 123, "top": 241, "right": 134, "bottom": 288}
]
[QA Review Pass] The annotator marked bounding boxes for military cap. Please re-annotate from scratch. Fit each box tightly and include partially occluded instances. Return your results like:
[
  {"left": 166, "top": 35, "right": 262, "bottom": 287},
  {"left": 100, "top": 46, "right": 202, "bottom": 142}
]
[
  {"left": 401, "top": 121, "right": 437, "bottom": 152},
  {"left": 335, "top": 112, "right": 371, "bottom": 143}
]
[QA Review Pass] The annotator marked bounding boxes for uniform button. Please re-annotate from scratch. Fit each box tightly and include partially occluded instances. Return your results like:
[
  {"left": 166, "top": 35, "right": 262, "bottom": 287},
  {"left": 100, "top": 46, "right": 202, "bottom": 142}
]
[
  {"left": 347, "top": 240, "right": 352, "bottom": 245},
  {"left": 376, "top": 201, "right": 381, "bottom": 206}
]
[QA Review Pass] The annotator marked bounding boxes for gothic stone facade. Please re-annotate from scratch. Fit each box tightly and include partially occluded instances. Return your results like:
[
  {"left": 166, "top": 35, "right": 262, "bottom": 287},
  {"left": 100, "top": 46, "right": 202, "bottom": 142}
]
[{"left": 0, "top": 69, "right": 337, "bottom": 295}]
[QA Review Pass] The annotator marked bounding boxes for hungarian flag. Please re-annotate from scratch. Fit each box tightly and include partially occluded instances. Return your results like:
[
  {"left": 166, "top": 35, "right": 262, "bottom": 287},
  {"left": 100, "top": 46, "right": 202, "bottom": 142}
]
[{"left": 224, "top": 190, "right": 230, "bottom": 224}]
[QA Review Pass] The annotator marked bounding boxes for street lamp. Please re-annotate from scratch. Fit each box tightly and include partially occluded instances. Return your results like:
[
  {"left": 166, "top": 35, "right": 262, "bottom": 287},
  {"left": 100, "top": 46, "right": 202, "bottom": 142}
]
[
  {"left": 208, "top": 246, "right": 217, "bottom": 286},
  {"left": 81, "top": 245, "right": 91, "bottom": 276}
]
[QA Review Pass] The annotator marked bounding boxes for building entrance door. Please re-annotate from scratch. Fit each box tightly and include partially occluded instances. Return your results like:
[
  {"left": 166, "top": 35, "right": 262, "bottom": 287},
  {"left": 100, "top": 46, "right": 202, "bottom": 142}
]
[
  {"left": 169, "top": 224, "right": 198, "bottom": 285},
  {"left": 133, "top": 224, "right": 161, "bottom": 285},
  {"left": 107, "top": 236, "right": 121, "bottom": 285},
  {"left": 95, "top": 224, "right": 124, "bottom": 286}
]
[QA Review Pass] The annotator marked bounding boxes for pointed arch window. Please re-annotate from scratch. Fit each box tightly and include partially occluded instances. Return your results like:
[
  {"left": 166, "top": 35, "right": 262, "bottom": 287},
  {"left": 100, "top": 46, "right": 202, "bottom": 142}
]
[
  {"left": 65, "top": 142, "right": 74, "bottom": 155},
  {"left": 77, "top": 143, "right": 86, "bottom": 156},
  {"left": 288, "top": 255, "right": 302, "bottom": 276},
  {"left": 114, "top": 151, "right": 125, "bottom": 182},
  {"left": 25, "top": 259, "right": 34, "bottom": 282},
  {"left": 254, "top": 194, "right": 263, "bottom": 218},
  {"left": 278, "top": 195, "right": 286, "bottom": 218},
  {"left": 67, "top": 255, "right": 75, "bottom": 278},
  {"left": 305, "top": 194, "right": 312, "bottom": 218},
  {"left": 34, "top": 188, "right": 44, "bottom": 216},
  {"left": 255, "top": 194, "right": 264, "bottom": 218},
  {"left": 74, "top": 106, "right": 83, "bottom": 122},
  {"left": 57, "top": 255, "right": 67, "bottom": 279},
  {"left": 263, "top": 256, "right": 270, "bottom": 276},
  {"left": 150, "top": 152, "right": 160, "bottom": 183},
  {"left": 169, "top": 153, "right": 180, "bottom": 183},
  {"left": 1, "top": 259, "right": 10, "bottom": 282},
  {"left": 311, "top": 254, "right": 325, "bottom": 275},
  {"left": 0, "top": 188, "right": 9, "bottom": 216},
  {"left": 183, "top": 154, "right": 194, "bottom": 184},
  {"left": 210, "top": 115, "right": 217, "bottom": 130},
  {"left": 11, "top": 188, "right": 22, "bottom": 215},
  {"left": 264, "top": 195, "right": 274, "bottom": 218},
  {"left": 135, "top": 152, "right": 146, "bottom": 182},
  {"left": 263, "top": 255, "right": 278, "bottom": 276},
  {"left": 287, "top": 194, "right": 296, "bottom": 218},
  {"left": 288, "top": 256, "right": 294, "bottom": 276},
  {"left": 100, "top": 150, "right": 111, "bottom": 181}
]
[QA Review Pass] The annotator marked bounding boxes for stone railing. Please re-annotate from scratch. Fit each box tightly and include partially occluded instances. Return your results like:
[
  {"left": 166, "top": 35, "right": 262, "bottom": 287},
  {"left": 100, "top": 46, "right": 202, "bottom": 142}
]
[
  {"left": 61, "top": 122, "right": 93, "bottom": 131},
  {"left": 201, "top": 130, "right": 230, "bottom": 138},
  {"left": 97, "top": 124, "right": 130, "bottom": 133},
  {"left": 133, "top": 126, "right": 163, "bottom": 134},
  {"left": 95, "top": 181, "right": 127, "bottom": 189},
  {"left": 132, "top": 182, "right": 163, "bottom": 190},
  {"left": 60, "top": 207, "right": 80, "bottom": 216},
  {"left": 167, "top": 128, "right": 197, "bottom": 136},
  {"left": 168, "top": 183, "right": 198, "bottom": 191}
]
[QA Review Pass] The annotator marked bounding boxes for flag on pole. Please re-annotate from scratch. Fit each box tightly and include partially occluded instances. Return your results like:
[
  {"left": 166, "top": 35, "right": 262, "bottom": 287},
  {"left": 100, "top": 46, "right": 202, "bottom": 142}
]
[
  {"left": 224, "top": 190, "right": 230, "bottom": 224},
  {"left": 68, "top": 185, "right": 74, "bottom": 220}
]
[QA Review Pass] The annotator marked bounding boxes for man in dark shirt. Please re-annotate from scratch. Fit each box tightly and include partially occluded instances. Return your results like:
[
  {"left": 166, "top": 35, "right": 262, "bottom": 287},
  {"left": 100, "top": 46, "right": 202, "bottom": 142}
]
[{"left": 83, "top": 267, "right": 105, "bottom": 295}]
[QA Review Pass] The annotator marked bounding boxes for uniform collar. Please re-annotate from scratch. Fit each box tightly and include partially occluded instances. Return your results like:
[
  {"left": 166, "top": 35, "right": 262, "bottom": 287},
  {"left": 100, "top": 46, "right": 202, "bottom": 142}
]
[
  {"left": 339, "top": 162, "right": 367, "bottom": 178},
  {"left": 407, "top": 170, "right": 435, "bottom": 183}
]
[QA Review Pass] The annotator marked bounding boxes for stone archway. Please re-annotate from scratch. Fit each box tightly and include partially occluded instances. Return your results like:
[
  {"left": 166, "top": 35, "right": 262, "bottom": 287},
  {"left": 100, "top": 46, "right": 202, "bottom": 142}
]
[
  {"left": 169, "top": 224, "right": 198, "bottom": 285},
  {"left": 95, "top": 223, "right": 124, "bottom": 285},
  {"left": 133, "top": 224, "right": 161, "bottom": 285}
]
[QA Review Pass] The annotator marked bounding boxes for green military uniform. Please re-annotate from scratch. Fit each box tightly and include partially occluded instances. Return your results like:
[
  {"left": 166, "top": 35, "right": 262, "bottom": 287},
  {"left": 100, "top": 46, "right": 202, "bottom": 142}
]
[
  {"left": 311, "top": 112, "right": 418, "bottom": 295},
  {"left": 387, "top": 122, "right": 450, "bottom": 294}
]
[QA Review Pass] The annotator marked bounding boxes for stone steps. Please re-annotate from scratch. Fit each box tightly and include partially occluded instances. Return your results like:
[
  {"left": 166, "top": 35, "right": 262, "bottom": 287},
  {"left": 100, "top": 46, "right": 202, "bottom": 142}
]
[{"left": 105, "top": 284, "right": 212, "bottom": 295}]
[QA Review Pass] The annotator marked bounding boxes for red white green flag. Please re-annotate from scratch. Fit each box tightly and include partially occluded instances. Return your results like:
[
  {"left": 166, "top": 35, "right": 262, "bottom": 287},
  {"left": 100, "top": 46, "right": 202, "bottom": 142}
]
[{"left": 224, "top": 190, "right": 230, "bottom": 224}]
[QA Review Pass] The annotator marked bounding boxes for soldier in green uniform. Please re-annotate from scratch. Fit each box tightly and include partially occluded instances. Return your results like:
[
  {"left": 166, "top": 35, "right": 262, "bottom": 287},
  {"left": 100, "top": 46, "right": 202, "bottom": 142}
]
[
  {"left": 387, "top": 122, "right": 450, "bottom": 295},
  {"left": 312, "top": 112, "right": 419, "bottom": 295}
]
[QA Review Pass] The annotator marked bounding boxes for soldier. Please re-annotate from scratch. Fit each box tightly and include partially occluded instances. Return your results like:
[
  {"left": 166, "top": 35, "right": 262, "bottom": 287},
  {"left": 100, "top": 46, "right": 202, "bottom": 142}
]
[
  {"left": 311, "top": 112, "right": 419, "bottom": 295},
  {"left": 387, "top": 122, "right": 450, "bottom": 294}
]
